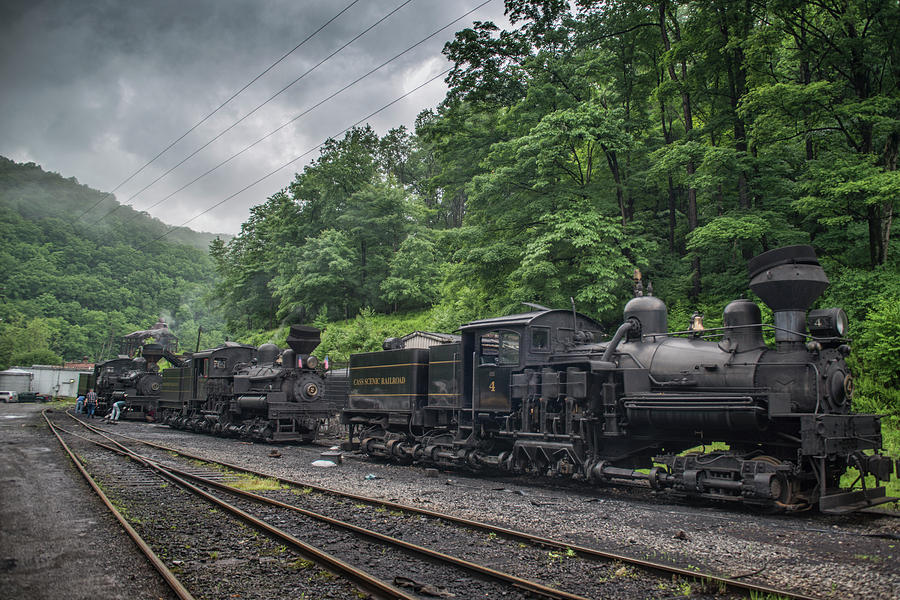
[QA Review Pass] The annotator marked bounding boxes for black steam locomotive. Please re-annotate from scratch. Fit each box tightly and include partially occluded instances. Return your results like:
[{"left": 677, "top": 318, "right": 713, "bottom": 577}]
[
  {"left": 159, "top": 326, "right": 344, "bottom": 442},
  {"left": 343, "top": 246, "right": 898, "bottom": 513},
  {"left": 88, "top": 320, "right": 183, "bottom": 419}
]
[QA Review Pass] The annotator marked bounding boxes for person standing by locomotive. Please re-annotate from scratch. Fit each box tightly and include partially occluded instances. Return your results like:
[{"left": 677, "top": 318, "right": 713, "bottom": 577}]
[
  {"left": 85, "top": 388, "right": 97, "bottom": 418},
  {"left": 75, "top": 393, "right": 85, "bottom": 414}
]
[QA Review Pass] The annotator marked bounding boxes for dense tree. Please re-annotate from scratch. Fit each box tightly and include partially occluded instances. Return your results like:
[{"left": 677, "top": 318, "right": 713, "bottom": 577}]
[
  {"left": 211, "top": 128, "right": 445, "bottom": 329},
  {"left": 0, "top": 157, "right": 227, "bottom": 367}
]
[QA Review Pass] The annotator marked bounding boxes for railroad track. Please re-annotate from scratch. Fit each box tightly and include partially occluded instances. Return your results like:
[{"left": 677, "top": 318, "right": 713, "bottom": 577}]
[
  {"left": 46, "top": 410, "right": 622, "bottom": 599},
  {"left": 45, "top": 412, "right": 402, "bottom": 599},
  {"left": 49, "top": 410, "right": 822, "bottom": 600}
]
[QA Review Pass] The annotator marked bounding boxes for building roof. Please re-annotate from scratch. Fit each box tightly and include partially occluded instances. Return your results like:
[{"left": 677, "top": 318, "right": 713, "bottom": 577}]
[
  {"left": 64, "top": 361, "right": 95, "bottom": 370},
  {"left": 399, "top": 331, "right": 461, "bottom": 343},
  {"left": 0, "top": 368, "right": 32, "bottom": 375}
]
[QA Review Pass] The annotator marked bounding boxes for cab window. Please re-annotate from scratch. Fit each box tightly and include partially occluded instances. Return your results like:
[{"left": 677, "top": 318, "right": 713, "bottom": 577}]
[
  {"left": 479, "top": 332, "right": 499, "bottom": 364},
  {"left": 480, "top": 330, "right": 520, "bottom": 365},
  {"left": 531, "top": 327, "right": 550, "bottom": 353},
  {"left": 499, "top": 331, "right": 520, "bottom": 365}
]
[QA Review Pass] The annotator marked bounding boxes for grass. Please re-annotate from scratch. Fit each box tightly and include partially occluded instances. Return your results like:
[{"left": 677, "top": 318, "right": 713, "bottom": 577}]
[
  {"left": 289, "top": 558, "right": 314, "bottom": 571},
  {"left": 749, "top": 591, "right": 790, "bottom": 600},
  {"left": 43, "top": 399, "right": 72, "bottom": 411},
  {"left": 677, "top": 441, "right": 731, "bottom": 455},
  {"left": 227, "top": 473, "right": 287, "bottom": 492},
  {"left": 186, "top": 459, "right": 288, "bottom": 492},
  {"left": 853, "top": 554, "right": 883, "bottom": 563},
  {"left": 547, "top": 548, "right": 576, "bottom": 563}
]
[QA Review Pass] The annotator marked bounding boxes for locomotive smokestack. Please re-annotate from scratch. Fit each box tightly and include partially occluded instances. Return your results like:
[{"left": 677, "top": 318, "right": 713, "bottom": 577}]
[
  {"left": 748, "top": 245, "right": 829, "bottom": 351},
  {"left": 286, "top": 325, "right": 321, "bottom": 355}
]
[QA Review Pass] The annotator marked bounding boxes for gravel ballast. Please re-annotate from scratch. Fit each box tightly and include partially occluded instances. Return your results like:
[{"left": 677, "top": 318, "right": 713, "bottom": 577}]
[
  {"left": 114, "top": 416, "right": 900, "bottom": 599},
  {"left": 5, "top": 402, "right": 898, "bottom": 599}
]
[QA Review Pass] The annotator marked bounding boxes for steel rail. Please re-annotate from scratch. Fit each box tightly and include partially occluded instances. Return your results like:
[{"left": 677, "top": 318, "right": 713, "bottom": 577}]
[
  {"left": 77, "top": 415, "right": 820, "bottom": 600},
  {"left": 56, "top": 413, "right": 415, "bottom": 600},
  {"left": 41, "top": 410, "right": 196, "bottom": 600},
  {"left": 157, "top": 462, "right": 591, "bottom": 600},
  {"left": 64, "top": 413, "right": 589, "bottom": 600}
]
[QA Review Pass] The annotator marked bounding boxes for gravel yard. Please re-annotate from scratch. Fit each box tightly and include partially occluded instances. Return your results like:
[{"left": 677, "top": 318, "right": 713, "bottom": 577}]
[
  {"left": 107, "top": 415, "right": 900, "bottom": 600},
  {"left": 3, "top": 402, "right": 898, "bottom": 599}
]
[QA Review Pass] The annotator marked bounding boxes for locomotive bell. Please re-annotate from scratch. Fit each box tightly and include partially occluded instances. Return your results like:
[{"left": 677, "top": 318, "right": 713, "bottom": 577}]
[
  {"left": 748, "top": 245, "right": 829, "bottom": 349},
  {"left": 623, "top": 295, "right": 668, "bottom": 338}
]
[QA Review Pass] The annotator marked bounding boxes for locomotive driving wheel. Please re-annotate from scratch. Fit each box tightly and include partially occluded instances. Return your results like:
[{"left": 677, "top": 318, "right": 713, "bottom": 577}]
[{"left": 750, "top": 455, "right": 797, "bottom": 507}]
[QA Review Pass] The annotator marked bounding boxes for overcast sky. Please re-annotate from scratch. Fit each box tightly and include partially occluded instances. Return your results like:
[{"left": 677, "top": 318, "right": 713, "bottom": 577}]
[{"left": 0, "top": 0, "right": 508, "bottom": 235}]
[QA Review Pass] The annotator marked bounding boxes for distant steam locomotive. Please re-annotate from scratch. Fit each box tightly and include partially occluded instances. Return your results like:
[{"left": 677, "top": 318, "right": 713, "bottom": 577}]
[
  {"left": 342, "top": 245, "right": 898, "bottom": 513},
  {"left": 86, "top": 319, "right": 183, "bottom": 418},
  {"left": 158, "top": 326, "right": 345, "bottom": 442}
]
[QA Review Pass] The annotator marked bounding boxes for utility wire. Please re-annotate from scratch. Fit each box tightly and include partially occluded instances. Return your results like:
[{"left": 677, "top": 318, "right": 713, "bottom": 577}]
[
  {"left": 118, "top": 0, "right": 493, "bottom": 227},
  {"left": 98, "top": 0, "right": 416, "bottom": 224},
  {"left": 75, "top": 0, "right": 362, "bottom": 222},
  {"left": 138, "top": 67, "right": 451, "bottom": 251}
]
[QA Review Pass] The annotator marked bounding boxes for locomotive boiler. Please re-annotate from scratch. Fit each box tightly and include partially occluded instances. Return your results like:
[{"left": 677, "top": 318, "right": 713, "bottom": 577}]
[
  {"left": 343, "top": 245, "right": 897, "bottom": 513},
  {"left": 161, "top": 325, "right": 342, "bottom": 442}
]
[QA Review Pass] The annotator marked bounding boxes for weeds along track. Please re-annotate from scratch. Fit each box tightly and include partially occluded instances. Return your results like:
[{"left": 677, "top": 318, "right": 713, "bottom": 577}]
[{"left": 52, "top": 411, "right": 823, "bottom": 600}]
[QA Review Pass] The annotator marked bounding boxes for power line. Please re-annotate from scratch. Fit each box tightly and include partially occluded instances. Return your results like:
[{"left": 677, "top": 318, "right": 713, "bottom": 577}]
[
  {"left": 98, "top": 0, "right": 416, "bottom": 225},
  {"left": 138, "top": 67, "right": 451, "bottom": 251},
  {"left": 117, "top": 0, "right": 493, "bottom": 227},
  {"left": 75, "top": 0, "right": 362, "bottom": 222}
]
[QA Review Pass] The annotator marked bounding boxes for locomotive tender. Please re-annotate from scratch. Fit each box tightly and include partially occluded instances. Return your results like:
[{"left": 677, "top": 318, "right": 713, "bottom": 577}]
[
  {"left": 159, "top": 325, "right": 342, "bottom": 442},
  {"left": 343, "top": 246, "right": 898, "bottom": 513}
]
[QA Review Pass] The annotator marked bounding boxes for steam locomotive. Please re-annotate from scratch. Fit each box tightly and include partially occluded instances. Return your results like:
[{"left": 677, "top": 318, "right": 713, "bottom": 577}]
[
  {"left": 343, "top": 245, "right": 898, "bottom": 513},
  {"left": 158, "top": 326, "right": 345, "bottom": 442},
  {"left": 87, "top": 320, "right": 183, "bottom": 419}
]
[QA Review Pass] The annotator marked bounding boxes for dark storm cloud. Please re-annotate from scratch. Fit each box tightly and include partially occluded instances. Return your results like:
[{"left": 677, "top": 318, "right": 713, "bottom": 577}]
[{"left": 0, "top": 0, "right": 507, "bottom": 234}]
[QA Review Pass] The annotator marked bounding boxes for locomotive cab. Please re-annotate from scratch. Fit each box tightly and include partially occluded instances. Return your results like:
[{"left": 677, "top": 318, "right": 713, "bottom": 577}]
[{"left": 460, "top": 311, "right": 603, "bottom": 420}]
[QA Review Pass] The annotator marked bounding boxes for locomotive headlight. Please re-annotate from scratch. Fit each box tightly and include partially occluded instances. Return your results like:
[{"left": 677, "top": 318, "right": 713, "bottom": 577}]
[
  {"left": 807, "top": 308, "right": 849, "bottom": 338},
  {"left": 306, "top": 355, "right": 319, "bottom": 369}
]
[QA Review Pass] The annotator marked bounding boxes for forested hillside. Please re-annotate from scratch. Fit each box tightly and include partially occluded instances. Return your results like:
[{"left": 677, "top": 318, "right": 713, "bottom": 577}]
[
  {"left": 212, "top": 0, "right": 898, "bottom": 419},
  {"left": 0, "top": 157, "right": 228, "bottom": 367}
]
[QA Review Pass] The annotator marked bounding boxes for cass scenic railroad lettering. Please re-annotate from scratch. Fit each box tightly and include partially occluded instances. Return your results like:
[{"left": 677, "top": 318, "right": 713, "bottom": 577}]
[{"left": 353, "top": 376, "right": 407, "bottom": 386}]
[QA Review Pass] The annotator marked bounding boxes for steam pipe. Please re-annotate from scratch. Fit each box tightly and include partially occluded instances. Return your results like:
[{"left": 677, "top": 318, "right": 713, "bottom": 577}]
[{"left": 602, "top": 320, "right": 635, "bottom": 362}]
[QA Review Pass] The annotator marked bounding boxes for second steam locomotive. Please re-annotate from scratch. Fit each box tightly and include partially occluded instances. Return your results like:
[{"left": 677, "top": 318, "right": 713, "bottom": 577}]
[{"left": 158, "top": 325, "right": 344, "bottom": 442}]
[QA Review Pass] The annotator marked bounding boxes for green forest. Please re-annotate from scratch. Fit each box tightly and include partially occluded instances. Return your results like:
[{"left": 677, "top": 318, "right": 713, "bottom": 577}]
[
  {"left": 0, "top": 157, "right": 229, "bottom": 368},
  {"left": 213, "top": 1, "right": 899, "bottom": 419},
  {"left": 1, "top": 1, "right": 897, "bottom": 432}
]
